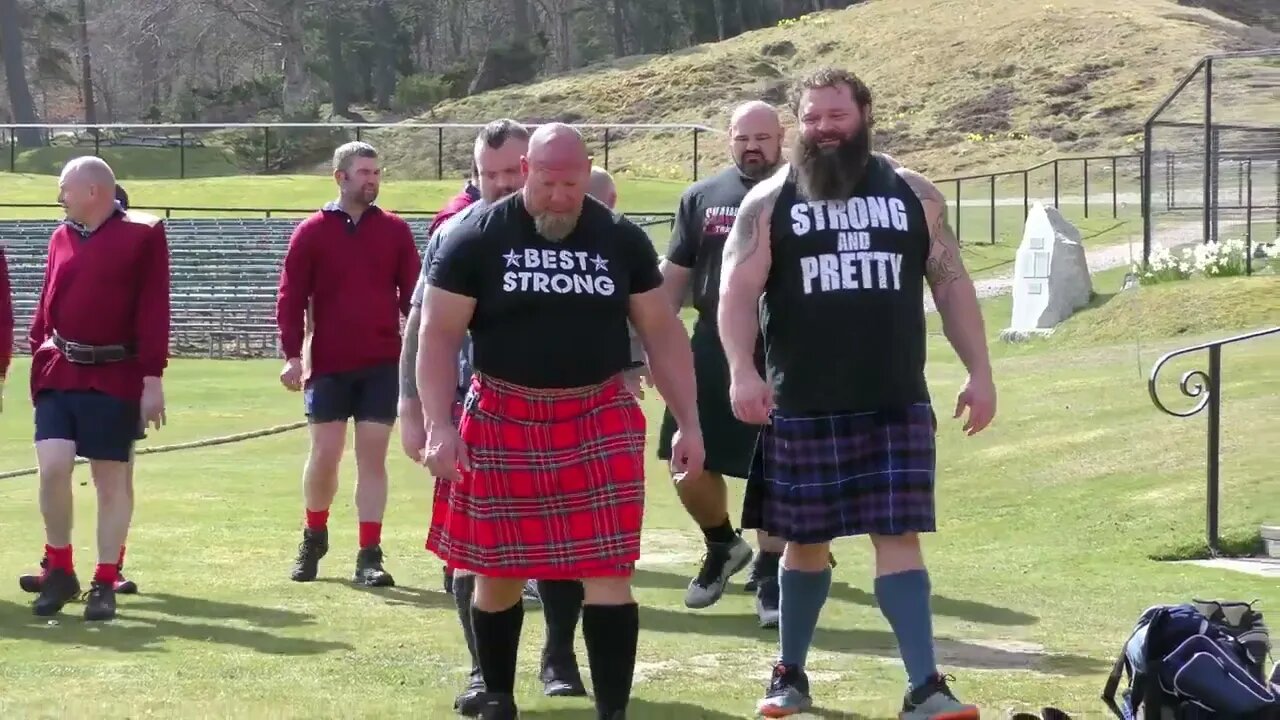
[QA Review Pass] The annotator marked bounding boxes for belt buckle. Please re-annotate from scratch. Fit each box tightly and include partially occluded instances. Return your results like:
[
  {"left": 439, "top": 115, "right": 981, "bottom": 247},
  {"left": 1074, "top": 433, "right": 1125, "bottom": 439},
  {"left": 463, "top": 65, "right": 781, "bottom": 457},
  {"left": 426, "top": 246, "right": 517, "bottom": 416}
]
[{"left": 63, "top": 340, "right": 94, "bottom": 365}]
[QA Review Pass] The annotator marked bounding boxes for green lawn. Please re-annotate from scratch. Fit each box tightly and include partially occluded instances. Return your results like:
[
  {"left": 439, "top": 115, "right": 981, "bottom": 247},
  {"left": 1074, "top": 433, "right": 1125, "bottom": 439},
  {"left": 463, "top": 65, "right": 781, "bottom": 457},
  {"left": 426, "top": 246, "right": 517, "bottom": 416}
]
[{"left": 0, "top": 272, "right": 1276, "bottom": 718}]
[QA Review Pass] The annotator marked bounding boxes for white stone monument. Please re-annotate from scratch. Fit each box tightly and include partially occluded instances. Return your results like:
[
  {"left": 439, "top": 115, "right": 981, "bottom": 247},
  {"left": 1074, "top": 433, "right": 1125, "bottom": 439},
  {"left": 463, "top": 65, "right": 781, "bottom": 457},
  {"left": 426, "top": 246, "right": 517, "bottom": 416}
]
[{"left": 1000, "top": 202, "right": 1093, "bottom": 341}]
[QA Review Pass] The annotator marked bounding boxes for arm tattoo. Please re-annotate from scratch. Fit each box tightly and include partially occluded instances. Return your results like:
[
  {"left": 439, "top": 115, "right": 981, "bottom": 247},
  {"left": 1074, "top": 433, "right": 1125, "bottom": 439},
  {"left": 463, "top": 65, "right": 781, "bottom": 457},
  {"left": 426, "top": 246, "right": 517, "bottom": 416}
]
[
  {"left": 399, "top": 307, "right": 421, "bottom": 399},
  {"left": 898, "top": 167, "right": 968, "bottom": 288},
  {"left": 723, "top": 198, "right": 763, "bottom": 266}
]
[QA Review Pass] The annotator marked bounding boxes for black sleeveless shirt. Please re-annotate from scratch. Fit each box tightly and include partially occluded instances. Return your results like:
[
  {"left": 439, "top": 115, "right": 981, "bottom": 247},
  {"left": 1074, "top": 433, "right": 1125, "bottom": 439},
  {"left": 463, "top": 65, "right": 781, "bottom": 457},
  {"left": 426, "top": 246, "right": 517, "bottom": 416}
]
[{"left": 762, "top": 153, "right": 932, "bottom": 414}]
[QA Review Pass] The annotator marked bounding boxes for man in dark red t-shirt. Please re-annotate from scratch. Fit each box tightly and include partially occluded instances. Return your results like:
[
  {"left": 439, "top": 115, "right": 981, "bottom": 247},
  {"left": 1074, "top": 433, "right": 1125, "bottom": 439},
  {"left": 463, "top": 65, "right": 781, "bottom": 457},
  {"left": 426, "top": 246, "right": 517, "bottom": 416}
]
[
  {"left": 20, "top": 156, "right": 170, "bottom": 622},
  {"left": 276, "top": 141, "right": 421, "bottom": 587}
]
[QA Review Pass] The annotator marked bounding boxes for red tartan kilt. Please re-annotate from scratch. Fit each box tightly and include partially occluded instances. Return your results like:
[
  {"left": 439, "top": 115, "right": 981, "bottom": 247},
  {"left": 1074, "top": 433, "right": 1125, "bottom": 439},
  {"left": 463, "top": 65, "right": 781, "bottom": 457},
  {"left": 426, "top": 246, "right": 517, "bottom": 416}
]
[{"left": 426, "top": 373, "right": 647, "bottom": 579}]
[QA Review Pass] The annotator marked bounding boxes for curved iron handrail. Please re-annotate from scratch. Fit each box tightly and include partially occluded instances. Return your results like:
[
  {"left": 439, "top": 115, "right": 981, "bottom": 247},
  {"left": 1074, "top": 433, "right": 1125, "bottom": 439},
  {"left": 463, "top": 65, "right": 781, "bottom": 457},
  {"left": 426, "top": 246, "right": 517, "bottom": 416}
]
[
  {"left": 1147, "top": 324, "right": 1280, "bottom": 557},
  {"left": 1148, "top": 325, "right": 1280, "bottom": 417}
]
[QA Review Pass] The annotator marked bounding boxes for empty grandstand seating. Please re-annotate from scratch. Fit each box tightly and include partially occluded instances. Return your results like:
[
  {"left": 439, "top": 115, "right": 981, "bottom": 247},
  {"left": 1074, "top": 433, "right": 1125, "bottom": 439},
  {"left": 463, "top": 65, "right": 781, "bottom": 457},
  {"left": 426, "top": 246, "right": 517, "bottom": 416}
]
[
  {"left": 1, "top": 213, "right": 674, "bottom": 360},
  {"left": 0, "top": 217, "right": 433, "bottom": 359}
]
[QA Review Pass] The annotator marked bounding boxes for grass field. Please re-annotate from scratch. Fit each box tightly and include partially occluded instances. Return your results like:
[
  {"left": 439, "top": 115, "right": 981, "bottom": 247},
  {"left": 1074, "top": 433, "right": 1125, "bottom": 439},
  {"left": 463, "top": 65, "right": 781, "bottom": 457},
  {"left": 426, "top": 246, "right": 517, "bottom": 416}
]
[{"left": 0, "top": 269, "right": 1276, "bottom": 719}]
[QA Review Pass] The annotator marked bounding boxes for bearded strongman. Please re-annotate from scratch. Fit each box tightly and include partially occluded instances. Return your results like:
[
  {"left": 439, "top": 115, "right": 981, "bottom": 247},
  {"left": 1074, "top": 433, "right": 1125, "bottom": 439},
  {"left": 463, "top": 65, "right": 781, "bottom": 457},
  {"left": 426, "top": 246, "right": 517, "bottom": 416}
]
[
  {"left": 22, "top": 156, "right": 169, "bottom": 621},
  {"left": 418, "top": 123, "right": 704, "bottom": 720},
  {"left": 719, "top": 68, "right": 995, "bottom": 718},
  {"left": 277, "top": 141, "right": 421, "bottom": 586},
  {"left": 656, "top": 101, "right": 795, "bottom": 623},
  {"left": 400, "top": 119, "right": 588, "bottom": 714}
]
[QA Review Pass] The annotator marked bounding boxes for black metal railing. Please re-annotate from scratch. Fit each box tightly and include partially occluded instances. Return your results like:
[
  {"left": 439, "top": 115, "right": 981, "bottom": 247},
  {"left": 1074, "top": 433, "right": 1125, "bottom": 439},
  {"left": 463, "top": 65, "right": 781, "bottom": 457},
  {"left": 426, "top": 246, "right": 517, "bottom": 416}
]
[
  {"left": 1147, "top": 325, "right": 1280, "bottom": 556},
  {"left": 1142, "top": 48, "right": 1280, "bottom": 273},
  {"left": 0, "top": 122, "right": 714, "bottom": 181}
]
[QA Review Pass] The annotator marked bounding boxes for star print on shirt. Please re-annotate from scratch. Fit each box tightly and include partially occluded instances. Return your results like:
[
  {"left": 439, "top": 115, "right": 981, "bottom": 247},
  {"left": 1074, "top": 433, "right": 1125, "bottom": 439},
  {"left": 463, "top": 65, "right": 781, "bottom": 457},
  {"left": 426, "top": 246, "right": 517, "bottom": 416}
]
[
  {"left": 503, "top": 249, "right": 521, "bottom": 267},
  {"left": 590, "top": 254, "right": 609, "bottom": 271}
]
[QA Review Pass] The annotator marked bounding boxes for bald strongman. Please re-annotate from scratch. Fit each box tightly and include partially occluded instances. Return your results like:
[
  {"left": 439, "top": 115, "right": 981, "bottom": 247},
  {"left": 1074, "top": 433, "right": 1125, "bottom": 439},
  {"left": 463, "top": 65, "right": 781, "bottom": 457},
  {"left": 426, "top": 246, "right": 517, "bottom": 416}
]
[
  {"left": 419, "top": 123, "right": 704, "bottom": 720},
  {"left": 656, "top": 101, "right": 792, "bottom": 623},
  {"left": 401, "top": 119, "right": 589, "bottom": 715},
  {"left": 719, "top": 67, "right": 990, "bottom": 718},
  {"left": 20, "top": 156, "right": 170, "bottom": 621},
  {"left": 277, "top": 141, "right": 421, "bottom": 586}
]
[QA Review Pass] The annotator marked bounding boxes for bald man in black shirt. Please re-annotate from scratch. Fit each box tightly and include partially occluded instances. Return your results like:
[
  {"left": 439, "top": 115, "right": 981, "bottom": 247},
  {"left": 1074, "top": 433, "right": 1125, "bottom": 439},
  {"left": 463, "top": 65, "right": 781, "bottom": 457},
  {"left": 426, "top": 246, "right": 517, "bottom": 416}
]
[{"left": 418, "top": 123, "right": 703, "bottom": 720}]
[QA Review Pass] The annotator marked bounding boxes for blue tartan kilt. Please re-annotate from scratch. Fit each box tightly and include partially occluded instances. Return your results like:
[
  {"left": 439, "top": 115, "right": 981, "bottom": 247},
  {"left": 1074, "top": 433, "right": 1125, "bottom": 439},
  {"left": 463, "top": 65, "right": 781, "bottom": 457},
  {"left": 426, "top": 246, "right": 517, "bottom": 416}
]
[{"left": 741, "top": 403, "right": 938, "bottom": 543}]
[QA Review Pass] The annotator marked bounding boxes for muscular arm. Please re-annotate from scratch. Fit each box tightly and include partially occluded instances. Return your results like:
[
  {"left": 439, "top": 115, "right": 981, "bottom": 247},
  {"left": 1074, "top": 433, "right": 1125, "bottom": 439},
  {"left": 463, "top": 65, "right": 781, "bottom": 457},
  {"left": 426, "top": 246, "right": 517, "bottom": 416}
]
[
  {"left": 630, "top": 288, "right": 698, "bottom": 429},
  {"left": 416, "top": 286, "right": 474, "bottom": 429},
  {"left": 898, "top": 168, "right": 992, "bottom": 380},
  {"left": 717, "top": 171, "right": 784, "bottom": 378},
  {"left": 659, "top": 260, "right": 694, "bottom": 312}
]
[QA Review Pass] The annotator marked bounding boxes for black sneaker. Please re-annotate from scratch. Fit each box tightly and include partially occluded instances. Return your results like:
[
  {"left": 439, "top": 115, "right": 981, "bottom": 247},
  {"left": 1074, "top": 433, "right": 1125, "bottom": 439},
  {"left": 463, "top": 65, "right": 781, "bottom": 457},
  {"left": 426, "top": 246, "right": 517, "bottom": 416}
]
[
  {"left": 476, "top": 692, "right": 518, "bottom": 720},
  {"left": 352, "top": 545, "right": 395, "bottom": 587},
  {"left": 290, "top": 528, "right": 328, "bottom": 582},
  {"left": 84, "top": 580, "right": 117, "bottom": 621},
  {"left": 32, "top": 567, "right": 81, "bottom": 617},
  {"left": 453, "top": 668, "right": 486, "bottom": 717},
  {"left": 684, "top": 534, "right": 753, "bottom": 609},
  {"left": 755, "top": 662, "right": 812, "bottom": 717},
  {"left": 899, "top": 673, "right": 979, "bottom": 720},
  {"left": 19, "top": 556, "right": 49, "bottom": 593},
  {"left": 756, "top": 575, "right": 780, "bottom": 629}
]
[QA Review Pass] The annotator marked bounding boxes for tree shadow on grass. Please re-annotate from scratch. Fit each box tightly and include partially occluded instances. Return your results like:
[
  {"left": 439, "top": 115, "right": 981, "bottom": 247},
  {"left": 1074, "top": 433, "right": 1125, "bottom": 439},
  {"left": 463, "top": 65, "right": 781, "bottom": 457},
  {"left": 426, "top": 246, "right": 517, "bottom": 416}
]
[
  {"left": 0, "top": 594, "right": 353, "bottom": 656},
  {"left": 631, "top": 568, "right": 1039, "bottom": 627},
  {"left": 638, "top": 605, "right": 1103, "bottom": 676}
]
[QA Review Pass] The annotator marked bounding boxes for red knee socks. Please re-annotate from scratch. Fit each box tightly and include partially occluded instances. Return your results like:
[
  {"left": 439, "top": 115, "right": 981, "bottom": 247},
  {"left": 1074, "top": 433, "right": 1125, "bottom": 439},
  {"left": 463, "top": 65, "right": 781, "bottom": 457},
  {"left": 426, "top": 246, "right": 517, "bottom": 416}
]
[
  {"left": 306, "top": 509, "right": 329, "bottom": 531},
  {"left": 359, "top": 522, "right": 382, "bottom": 549}
]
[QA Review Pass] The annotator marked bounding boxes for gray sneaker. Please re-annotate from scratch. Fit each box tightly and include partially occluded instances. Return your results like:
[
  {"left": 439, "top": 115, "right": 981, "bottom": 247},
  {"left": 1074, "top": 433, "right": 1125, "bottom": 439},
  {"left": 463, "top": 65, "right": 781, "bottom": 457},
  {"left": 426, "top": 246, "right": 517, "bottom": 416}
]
[
  {"left": 521, "top": 579, "right": 541, "bottom": 605},
  {"left": 756, "top": 662, "right": 812, "bottom": 717},
  {"left": 899, "top": 674, "right": 980, "bottom": 720},
  {"left": 684, "top": 534, "right": 753, "bottom": 609},
  {"left": 755, "top": 575, "right": 780, "bottom": 629}
]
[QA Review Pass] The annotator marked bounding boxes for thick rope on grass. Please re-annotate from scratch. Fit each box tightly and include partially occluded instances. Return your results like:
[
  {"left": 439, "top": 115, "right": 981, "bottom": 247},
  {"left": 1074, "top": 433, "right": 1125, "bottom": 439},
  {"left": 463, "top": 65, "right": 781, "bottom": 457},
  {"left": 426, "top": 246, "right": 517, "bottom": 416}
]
[{"left": 0, "top": 421, "right": 308, "bottom": 480}]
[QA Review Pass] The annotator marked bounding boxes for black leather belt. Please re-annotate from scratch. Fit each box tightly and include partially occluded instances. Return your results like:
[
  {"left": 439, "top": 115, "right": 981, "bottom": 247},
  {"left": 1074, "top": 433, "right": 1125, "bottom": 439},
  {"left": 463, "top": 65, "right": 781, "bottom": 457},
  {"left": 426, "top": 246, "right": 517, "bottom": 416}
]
[{"left": 51, "top": 332, "right": 134, "bottom": 365}]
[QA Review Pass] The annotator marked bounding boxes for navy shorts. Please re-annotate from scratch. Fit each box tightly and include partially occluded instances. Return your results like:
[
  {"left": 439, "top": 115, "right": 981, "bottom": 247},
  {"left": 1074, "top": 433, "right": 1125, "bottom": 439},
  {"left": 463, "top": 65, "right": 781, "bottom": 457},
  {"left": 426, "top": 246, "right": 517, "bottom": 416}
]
[
  {"left": 34, "top": 389, "right": 142, "bottom": 463},
  {"left": 303, "top": 363, "right": 398, "bottom": 425}
]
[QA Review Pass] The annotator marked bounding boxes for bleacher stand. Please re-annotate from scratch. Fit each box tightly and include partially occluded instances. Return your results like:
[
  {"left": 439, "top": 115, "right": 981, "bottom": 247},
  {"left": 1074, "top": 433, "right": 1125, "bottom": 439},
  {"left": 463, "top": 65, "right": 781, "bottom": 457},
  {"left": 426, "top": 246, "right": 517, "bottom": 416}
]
[{"left": 0, "top": 217, "right": 433, "bottom": 359}]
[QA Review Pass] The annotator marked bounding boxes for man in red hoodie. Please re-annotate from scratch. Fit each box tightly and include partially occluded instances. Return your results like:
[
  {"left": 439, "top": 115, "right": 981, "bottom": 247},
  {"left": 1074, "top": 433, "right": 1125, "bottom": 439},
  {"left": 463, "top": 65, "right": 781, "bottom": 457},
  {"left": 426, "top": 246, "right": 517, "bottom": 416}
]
[{"left": 276, "top": 141, "right": 421, "bottom": 586}]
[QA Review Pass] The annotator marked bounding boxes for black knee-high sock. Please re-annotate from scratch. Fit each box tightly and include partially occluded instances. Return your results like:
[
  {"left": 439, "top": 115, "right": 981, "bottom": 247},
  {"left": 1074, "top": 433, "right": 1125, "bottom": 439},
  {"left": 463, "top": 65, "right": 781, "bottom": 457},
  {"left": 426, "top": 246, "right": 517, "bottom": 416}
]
[
  {"left": 452, "top": 573, "right": 481, "bottom": 677},
  {"left": 538, "top": 579, "right": 584, "bottom": 666},
  {"left": 471, "top": 602, "right": 524, "bottom": 695},
  {"left": 582, "top": 603, "right": 639, "bottom": 716}
]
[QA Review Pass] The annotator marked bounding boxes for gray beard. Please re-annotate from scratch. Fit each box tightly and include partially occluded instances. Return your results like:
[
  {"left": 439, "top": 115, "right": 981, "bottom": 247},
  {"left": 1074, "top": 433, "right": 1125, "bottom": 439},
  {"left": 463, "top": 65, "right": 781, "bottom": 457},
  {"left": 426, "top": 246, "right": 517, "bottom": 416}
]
[{"left": 534, "top": 212, "right": 578, "bottom": 241}]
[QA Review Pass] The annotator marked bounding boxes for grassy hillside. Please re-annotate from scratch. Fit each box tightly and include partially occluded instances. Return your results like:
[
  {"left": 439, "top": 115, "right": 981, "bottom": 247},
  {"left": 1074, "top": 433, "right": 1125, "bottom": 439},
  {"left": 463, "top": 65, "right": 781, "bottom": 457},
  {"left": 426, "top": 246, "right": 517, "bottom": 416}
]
[{"left": 373, "top": 0, "right": 1278, "bottom": 182}]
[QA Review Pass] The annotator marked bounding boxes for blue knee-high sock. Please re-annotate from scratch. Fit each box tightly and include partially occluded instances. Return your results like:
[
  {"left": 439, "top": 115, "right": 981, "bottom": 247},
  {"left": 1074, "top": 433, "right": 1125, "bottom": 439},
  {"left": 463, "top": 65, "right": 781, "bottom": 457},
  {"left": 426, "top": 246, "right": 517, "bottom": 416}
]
[
  {"left": 778, "top": 566, "right": 832, "bottom": 669},
  {"left": 875, "top": 569, "right": 937, "bottom": 690}
]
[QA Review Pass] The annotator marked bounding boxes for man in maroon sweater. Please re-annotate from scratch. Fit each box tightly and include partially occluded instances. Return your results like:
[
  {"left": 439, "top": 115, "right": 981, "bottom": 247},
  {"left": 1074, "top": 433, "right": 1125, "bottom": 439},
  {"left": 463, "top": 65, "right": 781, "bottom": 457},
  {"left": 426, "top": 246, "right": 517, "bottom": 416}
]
[
  {"left": 22, "top": 156, "right": 169, "bottom": 622},
  {"left": 276, "top": 141, "right": 421, "bottom": 586}
]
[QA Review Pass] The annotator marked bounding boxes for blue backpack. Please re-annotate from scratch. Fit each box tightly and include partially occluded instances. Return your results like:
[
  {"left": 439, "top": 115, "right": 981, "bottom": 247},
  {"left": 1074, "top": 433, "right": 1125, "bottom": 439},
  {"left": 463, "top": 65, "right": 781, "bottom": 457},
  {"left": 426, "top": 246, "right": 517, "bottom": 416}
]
[{"left": 1103, "top": 600, "right": 1277, "bottom": 719}]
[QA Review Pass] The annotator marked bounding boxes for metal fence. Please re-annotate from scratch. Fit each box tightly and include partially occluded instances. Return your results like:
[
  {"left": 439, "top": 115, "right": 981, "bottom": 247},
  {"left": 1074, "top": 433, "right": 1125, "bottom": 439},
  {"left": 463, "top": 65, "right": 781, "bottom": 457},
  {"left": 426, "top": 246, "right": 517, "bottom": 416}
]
[
  {"left": 1143, "top": 48, "right": 1280, "bottom": 272},
  {"left": 0, "top": 122, "right": 719, "bottom": 182}
]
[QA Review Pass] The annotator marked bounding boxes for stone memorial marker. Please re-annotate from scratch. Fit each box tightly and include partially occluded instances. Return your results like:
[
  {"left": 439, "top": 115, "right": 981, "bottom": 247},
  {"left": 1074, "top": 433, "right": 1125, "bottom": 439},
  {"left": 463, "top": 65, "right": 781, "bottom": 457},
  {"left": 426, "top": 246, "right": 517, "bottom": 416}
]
[{"left": 1000, "top": 202, "right": 1092, "bottom": 341}]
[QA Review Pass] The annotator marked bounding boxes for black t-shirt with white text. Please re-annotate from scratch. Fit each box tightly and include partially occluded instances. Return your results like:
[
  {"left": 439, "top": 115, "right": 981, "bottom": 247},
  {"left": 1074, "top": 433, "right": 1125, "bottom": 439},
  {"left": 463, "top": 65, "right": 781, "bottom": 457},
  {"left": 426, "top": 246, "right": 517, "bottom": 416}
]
[
  {"left": 665, "top": 165, "right": 758, "bottom": 323},
  {"left": 427, "top": 192, "right": 663, "bottom": 388}
]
